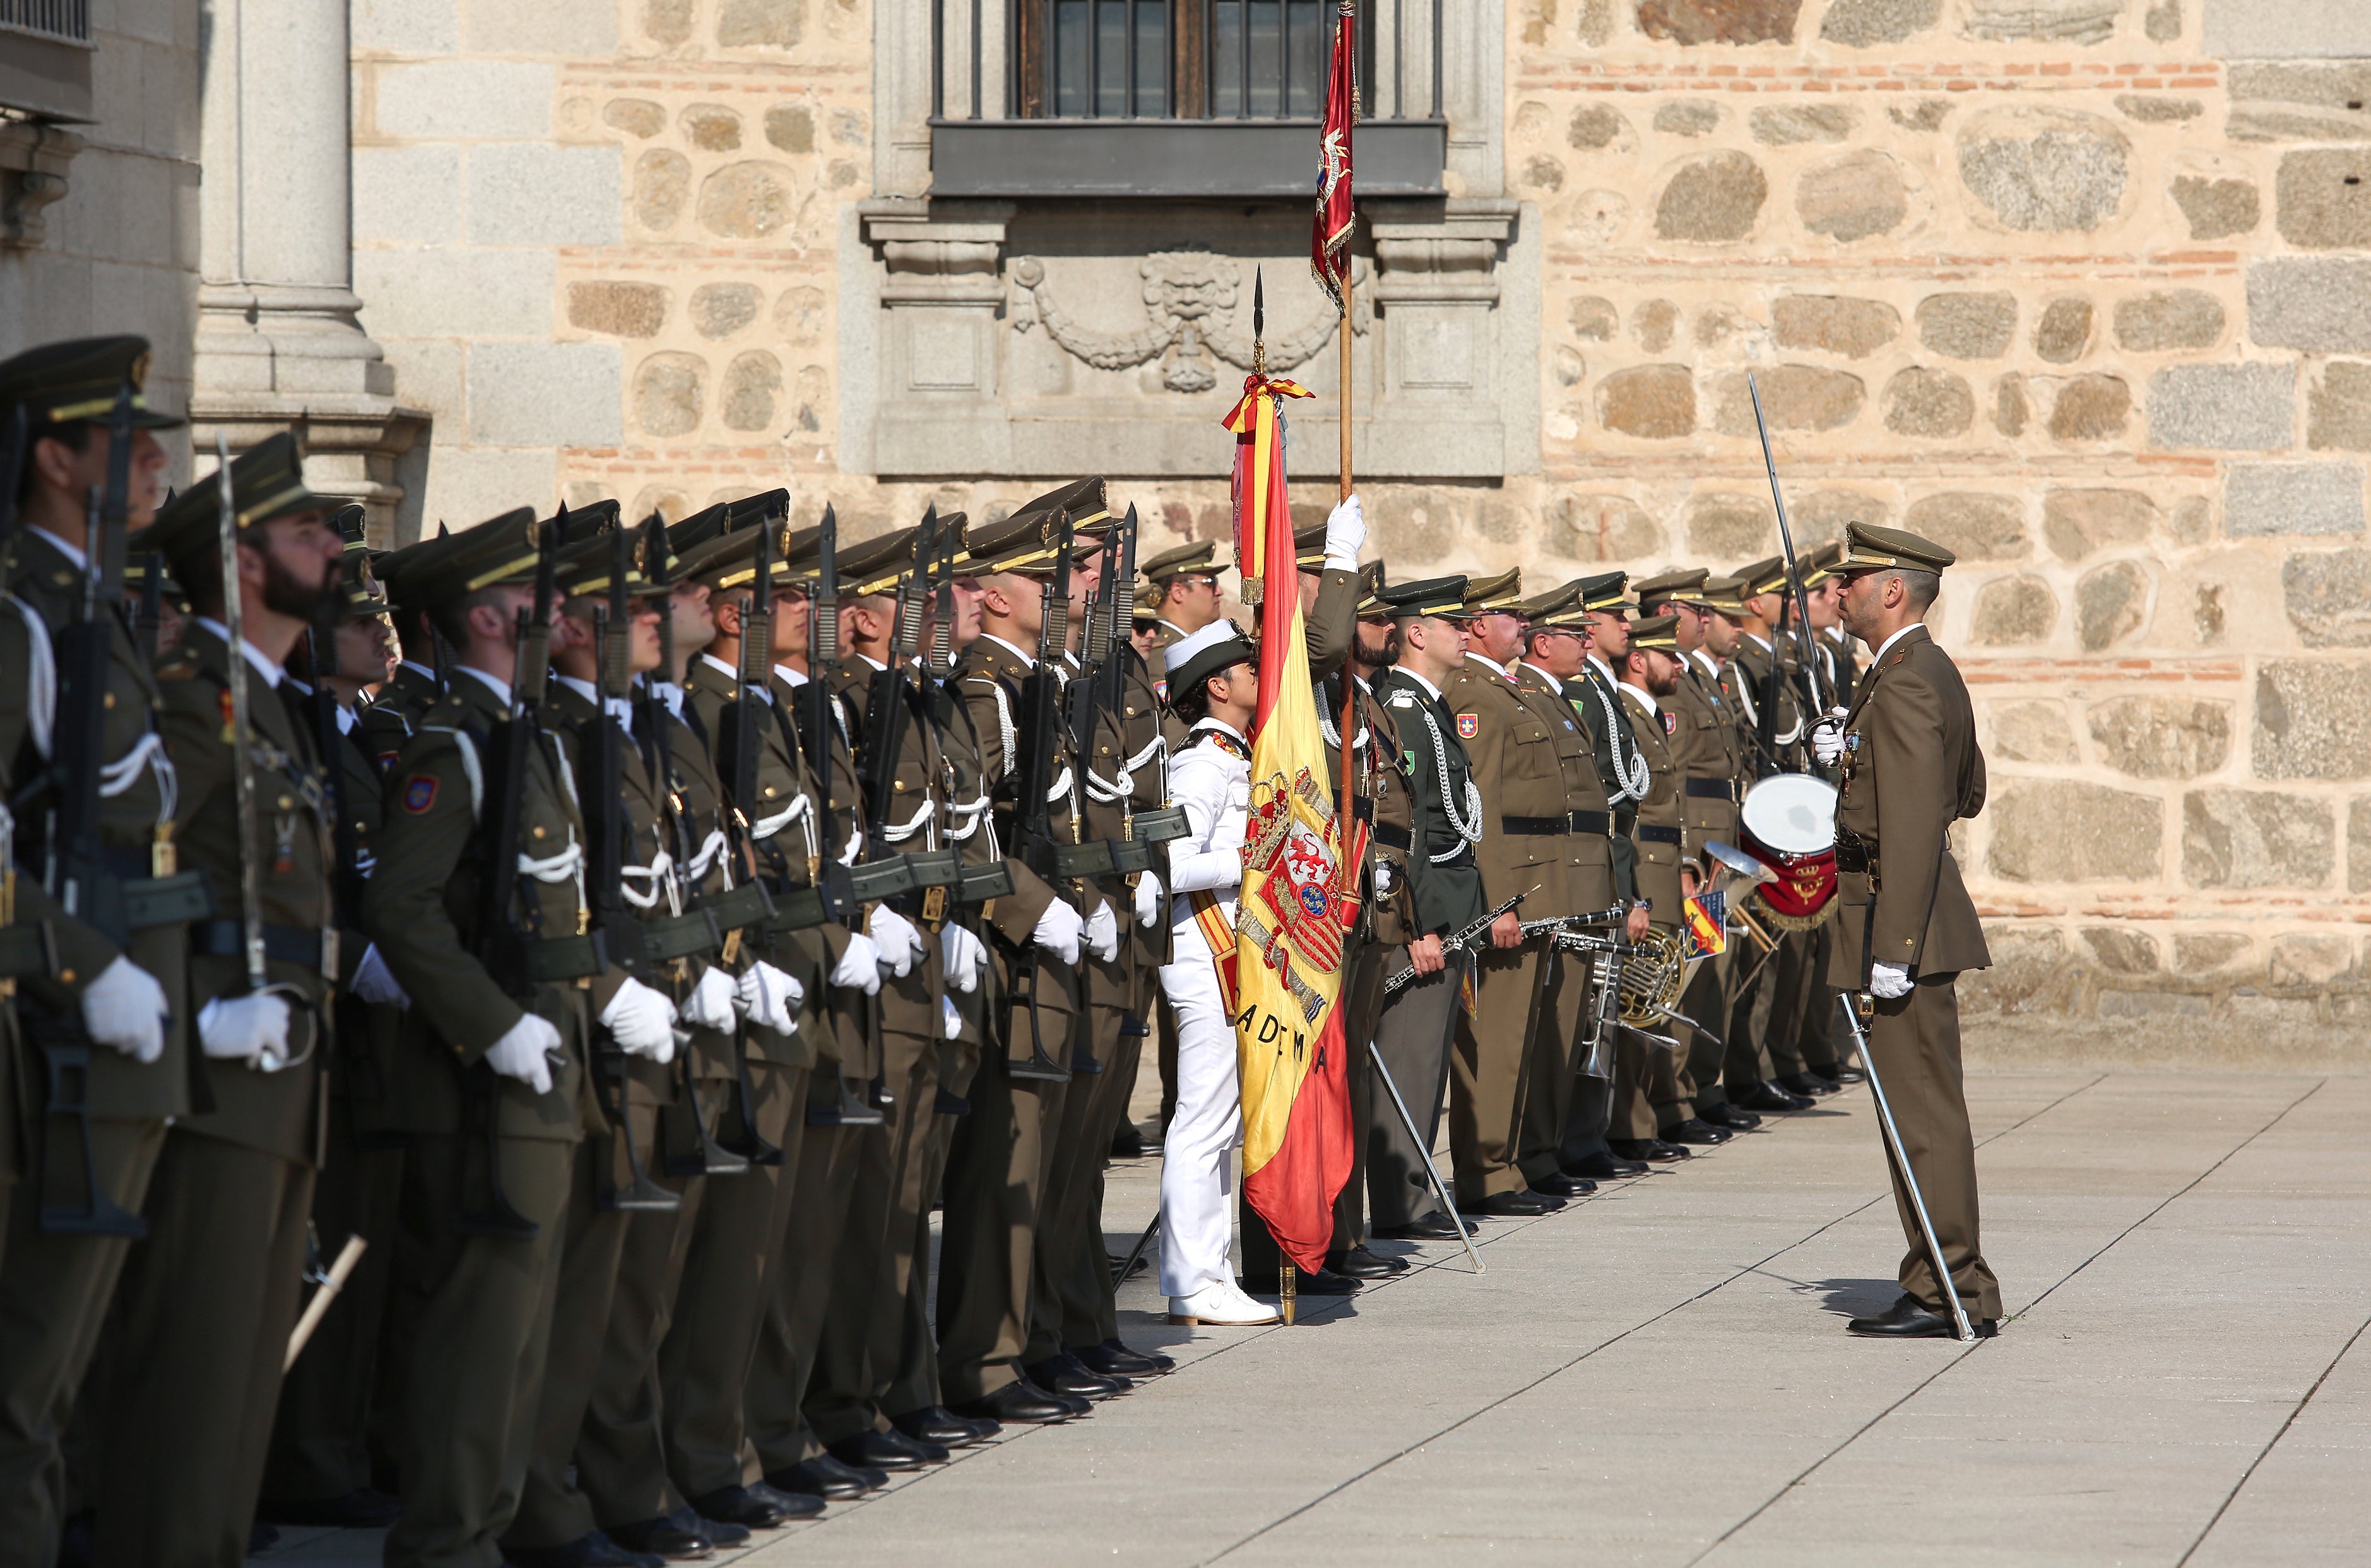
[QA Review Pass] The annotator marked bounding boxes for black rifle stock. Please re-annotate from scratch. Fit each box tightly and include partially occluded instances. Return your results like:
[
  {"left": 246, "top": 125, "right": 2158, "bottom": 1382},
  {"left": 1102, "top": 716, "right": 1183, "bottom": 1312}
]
[{"left": 1005, "top": 510, "right": 1075, "bottom": 1082}]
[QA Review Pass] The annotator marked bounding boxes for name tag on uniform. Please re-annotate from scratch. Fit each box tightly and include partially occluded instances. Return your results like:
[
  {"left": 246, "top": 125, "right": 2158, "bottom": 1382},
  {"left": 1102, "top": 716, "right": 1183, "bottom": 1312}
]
[{"left": 1456, "top": 714, "right": 1477, "bottom": 739}]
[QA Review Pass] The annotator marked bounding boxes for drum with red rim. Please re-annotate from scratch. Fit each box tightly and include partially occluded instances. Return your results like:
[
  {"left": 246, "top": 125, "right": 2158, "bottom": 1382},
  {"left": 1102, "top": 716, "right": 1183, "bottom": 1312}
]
[{"left": 1739, "top": 773, "right": 1838, "bottom": 930}]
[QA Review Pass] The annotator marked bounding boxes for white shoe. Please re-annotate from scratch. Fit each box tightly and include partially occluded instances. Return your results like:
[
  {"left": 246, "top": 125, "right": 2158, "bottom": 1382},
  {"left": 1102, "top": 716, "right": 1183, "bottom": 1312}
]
[{"left": 1168, "top": 1281, "right": 1280, "bottom": 1327}]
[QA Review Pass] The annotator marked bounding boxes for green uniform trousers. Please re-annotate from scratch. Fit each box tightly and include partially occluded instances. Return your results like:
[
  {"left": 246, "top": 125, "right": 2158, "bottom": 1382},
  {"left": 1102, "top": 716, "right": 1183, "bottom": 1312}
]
[
  {"left": 1864, "top": 977, "right": 2002, "bottom": 1320},
  {"left": 0, "top": 1110, "right": 163, "bottom": 1568},
  {"left": 660, "top": 1059, "right": 805, "bottom": 1499},
  {"left": 86, "top": 1129, "right": 312, "bottom": 1568},
  {"left": 382, "top": 1128, "right": 575, "bottom": 1568},
  {"left": 1452, "top": 941, "right": 1546, "bottom": 1203},
  {"left": 747, "top": 1099, "right": 866, "bottom": 1473}
]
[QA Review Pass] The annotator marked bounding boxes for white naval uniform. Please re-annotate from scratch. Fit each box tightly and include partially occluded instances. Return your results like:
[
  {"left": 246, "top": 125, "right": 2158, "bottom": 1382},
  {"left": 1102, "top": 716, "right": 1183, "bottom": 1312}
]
[{"left": 1156, "top": 718, "right": 1253, "bottom": 1299}]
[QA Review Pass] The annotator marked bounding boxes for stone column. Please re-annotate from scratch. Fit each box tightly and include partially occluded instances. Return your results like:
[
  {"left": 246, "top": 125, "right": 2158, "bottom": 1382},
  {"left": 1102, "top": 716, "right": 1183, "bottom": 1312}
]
[{"left": 191, "top": 0, "right": 423, "bottom": 537}]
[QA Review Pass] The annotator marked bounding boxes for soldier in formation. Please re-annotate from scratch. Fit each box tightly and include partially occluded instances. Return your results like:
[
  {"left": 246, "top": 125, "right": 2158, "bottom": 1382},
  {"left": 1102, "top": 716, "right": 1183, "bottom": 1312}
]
[{"left": 0, "top": 331, "right": 1998, "bottom": 1568}]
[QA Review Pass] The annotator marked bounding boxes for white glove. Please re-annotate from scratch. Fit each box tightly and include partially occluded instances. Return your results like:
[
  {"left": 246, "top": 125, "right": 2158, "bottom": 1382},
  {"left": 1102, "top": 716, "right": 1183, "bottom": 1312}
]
[
  {"left": 1084, "top": 900, "right": 1120, "bottom": 964},
  {"left": 682, "top": 965, "right": 739, "bottom": 1032},
  {"left": 1133, "top": 872, "right": 1164, "bottom": 928},
  {"left": 1811, "top": 706, "right": 1848, "bottom": 767},
  {"left": 600, "top": 976, "right": 678, "bottom": 1063},
  {"left": 80, "top": 955, "right": 168, "bottom": 1064},
  {"left": 1869, "top": 962, "right": 1913, "bottom": 1000},
  {"left": 735, "top": 960, "right": 803, "bottom": 1034},
  {"left": 941, "top": 993, "right": 964, "bottom": 1040},
  {"left": 940, "top": 923, "right": 988, "bottom": 994},
  {"left": 1322, "top": 493, "right": 1366, "bottom": 571},
  {"left": 832, "top": 931, "right": 884, "bottom": 994},
  {"left": 1031, "top": 900, "right": 1083, "bottom": 965},
  {"left": 868, "top": 904, "right": 926, "bottom": 979},
  {"left": 485, "top": 1010, "right": 563, "bottom": 1095},
  {"left": 350, "top": 943, "right": 411, "bottom": 1010},
  {"left": 1374, "top": 860, "right": 1395, "bottom": 897},
  {"left": 197, "top": 991, "right": 291, "bottom": 1065}
]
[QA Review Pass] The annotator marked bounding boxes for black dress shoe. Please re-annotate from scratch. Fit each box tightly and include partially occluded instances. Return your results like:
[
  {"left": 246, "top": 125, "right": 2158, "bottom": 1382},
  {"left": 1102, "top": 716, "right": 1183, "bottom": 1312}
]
[
  {"left": 1289, "top": 1266, "right": 1361, "bottom": 1295},
  {"left": 1109, "top": 1123, "right": 1145, "bottom": 1158},
  {"left": 1563, "top": 1150, "right": 1648, "bottom": 1180},
  {"left": 1373, "top": 1211, "right": 1477, "bottom": 1240},
  {"left": 609, "top": 1509, "right": 719, "bottom": 1561},
  {"left": 1027, "top": 1353, "right": 1129, "bottom": 1400},
  {"left": 1847, "top": 1294, "right": 1954, "bottom": 1338},
  {"left": 1474, "top": 1188, "right": 1553, "bottom": 1217},
  {"left": 504, "top": 1531, "right": 665, "bottom": 1568},
  {"left": 260, "top": 1487, "right": 403, "bottom": 1528},
  {"left": 250, "top": 1523, "right": 280, "bottom": 1557},
  {"left": 1608, "top": 1138, "right": 1690, "bottom": 1162},
  {"left": 765, "top": 1454, "right": 885, "bottom": 1499},
  {"left": 1698, "top": 1102, "right": 1760, "bottom": 1131},
  {"left": 687, "top": 1483, "right": 822, "bottom": 1528},
  {"left": 831, "top": 1427, "right": 946, "bottom": 1471},
  {"left": 1812, "top": 1065, "right": 1865, "bottom": 1087},
  {"left": 1076, "top": 1339, "right": 1174, "bottom": 1376},
  {"left": 1777, "top": 1071, "right": 1837, "bottom": 1098},
  {"left": 1530, "top": 1170, "right": 1597, "bottom": 1197},
  {"left": 1662, "top": 1118, "right": 1732, "bottom": 1146},
  {"left": 1326, "top": 1245, "right": 1409, "bottom": 1279},
  {"left": 1734, "top": 1080, "right": 1814, "bottom": 1113},
  {"left": 890, "top": 1403, "right": 994, "bottom": 1447},
  {"left": 950, "top": 1379, "right": 1074, "bottom": 1424}
]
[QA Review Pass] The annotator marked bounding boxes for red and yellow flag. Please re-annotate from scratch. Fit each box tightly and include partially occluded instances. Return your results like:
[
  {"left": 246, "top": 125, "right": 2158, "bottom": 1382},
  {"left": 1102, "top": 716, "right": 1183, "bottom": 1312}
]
[
  {"left": 1221, "top": 374, "right": 1355, "bottom": 1274},
  {"left": 1311, "top": 0, "right": 1357, "bottom": 311}
]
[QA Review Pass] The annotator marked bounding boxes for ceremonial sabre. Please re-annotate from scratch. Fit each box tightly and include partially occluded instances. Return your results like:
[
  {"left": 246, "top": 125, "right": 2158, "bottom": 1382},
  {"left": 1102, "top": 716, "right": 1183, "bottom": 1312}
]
[
  {"left": 1745, "top": 372, "right": 1828, "bottom": 718},
  {"left": 1835, "top": 992, "right": 1973, "bottom": 1343},
  {"left": 1365, "top": 1037, "right": 1482, "bottom": 1275}
]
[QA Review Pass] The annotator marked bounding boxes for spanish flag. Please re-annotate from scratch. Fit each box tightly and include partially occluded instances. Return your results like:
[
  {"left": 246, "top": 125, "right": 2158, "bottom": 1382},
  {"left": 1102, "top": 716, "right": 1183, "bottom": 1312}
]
[{"left": 1221, "top": 373, "right": 1355, "bottom": 1275}]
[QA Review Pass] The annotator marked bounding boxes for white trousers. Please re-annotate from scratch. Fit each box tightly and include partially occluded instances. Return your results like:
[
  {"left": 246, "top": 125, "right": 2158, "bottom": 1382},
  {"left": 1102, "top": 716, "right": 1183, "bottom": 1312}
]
[{"left": 1158, "top": 940, "right": 1241, "bottom": 1299}]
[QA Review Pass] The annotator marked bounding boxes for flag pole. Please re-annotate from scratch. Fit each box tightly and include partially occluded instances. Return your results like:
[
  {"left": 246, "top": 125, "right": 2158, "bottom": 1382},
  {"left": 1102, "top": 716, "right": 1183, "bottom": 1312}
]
[{"left": 1332, "top": 0, "right": 1357, "bottom": 880}]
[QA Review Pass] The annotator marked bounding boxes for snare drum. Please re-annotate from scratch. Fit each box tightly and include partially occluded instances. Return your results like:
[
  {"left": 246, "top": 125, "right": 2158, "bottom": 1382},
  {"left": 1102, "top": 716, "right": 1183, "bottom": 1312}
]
[{"left": 1739, "top": 772, "right": 1839, "bottom": 931}]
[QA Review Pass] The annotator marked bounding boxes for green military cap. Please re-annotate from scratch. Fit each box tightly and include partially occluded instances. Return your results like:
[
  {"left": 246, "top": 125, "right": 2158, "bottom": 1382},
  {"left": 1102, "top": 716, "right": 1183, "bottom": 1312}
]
[
  {"left": 1799, "top": 538, "right": 1848, "bottom": 586},
  {"left": 1133, "top": 579, "right": 1165, "bottom": 621},
  {"left": 1629, "top": 613, "right": 1681, "bottom": 652},
  {"left": 143, "top": 432, "right": 344, "bottom": 581},
  {"left": 1838, "top": 520, "right": 1955, "bottom": 575},
  {"left": 1380, "top": 574, "right": 1471, "bottom": 620},
  {"left": 1355, "top": 559, "right": 1387, "bottom": 616},
  {"left": 331, "top": 504, "right": 392, "bottom": 621},
  {"left": 1292, "top": 519, "right": 1331, "bottom": 571},
  {"left": 1140, "top": 538, "right": 1221, "bottom": 585},
  {"left": 122, "top": 550, "right": 186, "bottom": 609},
  {"left": 963, "top": 507, "right": 1073, "bottom": 575},
  {"left": 546, "top": 498, "right": 618, "bottom": 550},
  {"left": 380, "top": 522, "right": 477, "bottom": 612},
  {"left": 1009, "top": 476, "right": 1111, "bottom": 539},
  {"left": 1631, "top": 566, "right": 1709, "bottom": 606},
  {"left": 1576, "top": 570, "right": 1628, "bottom": 613},
  {"left": 0, "top": 334, "right": 184, "bottom": 430},
  {"left": 552, "top": 524, "right": 658, "bottom": 601},
  {"left": 1516, "top": 579, "right": 1585, "bottom": 628},
  {"left": 1164, "top": 617, "right": 1256, "bottom": 699},
  {"left": 1693, "top": 574, "right": 1750, "bottom": 616},
  {"left": 1456, "top": 568, "right": 1523, "bottom": 616},
  {"left": 1736, "top": 555, "right": 1791, "bottom": 598},
  {"left": 670, "top": 500, "right": 731, "bottom": 558},
  {"left": 840, "top": 524, "right": 921, "bottom": 598},
  {"left": 698, "top": 518, "right": 812, "bottom": 593},
  {"left": 399, "top": 507, "right": 547, "bottom": 606}
]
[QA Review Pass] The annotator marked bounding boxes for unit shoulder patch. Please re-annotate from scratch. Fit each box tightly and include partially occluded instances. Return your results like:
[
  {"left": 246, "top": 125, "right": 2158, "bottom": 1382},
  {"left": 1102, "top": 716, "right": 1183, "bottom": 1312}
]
[
  {"left": 1662, "top": 712, "right": 1677, "bottom": 736},
  {"left": 402, "top": 774, "right": 440, "bottom": 813}
]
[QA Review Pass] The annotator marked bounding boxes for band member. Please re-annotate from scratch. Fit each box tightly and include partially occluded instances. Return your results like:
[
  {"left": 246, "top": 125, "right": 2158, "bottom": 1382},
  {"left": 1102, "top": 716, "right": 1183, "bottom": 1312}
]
[{"left": 1816, "top": 524, "right": 2001, "bottom": 1340}]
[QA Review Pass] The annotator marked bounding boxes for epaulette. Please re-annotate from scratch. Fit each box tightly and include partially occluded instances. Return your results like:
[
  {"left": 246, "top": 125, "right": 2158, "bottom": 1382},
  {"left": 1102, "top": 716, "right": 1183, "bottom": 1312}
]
[{"left": 154, "top": 650, "right": 200, "bottom": 681}]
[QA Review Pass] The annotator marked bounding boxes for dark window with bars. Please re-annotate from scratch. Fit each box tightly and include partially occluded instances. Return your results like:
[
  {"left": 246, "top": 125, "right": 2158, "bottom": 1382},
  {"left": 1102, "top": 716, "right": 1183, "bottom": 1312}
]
[
  {"left": 0, "top": 0, "right": 90, "bottom": 42},
  {"left": 1010, "top": 0, "right": 1388, "bottom": 121}
]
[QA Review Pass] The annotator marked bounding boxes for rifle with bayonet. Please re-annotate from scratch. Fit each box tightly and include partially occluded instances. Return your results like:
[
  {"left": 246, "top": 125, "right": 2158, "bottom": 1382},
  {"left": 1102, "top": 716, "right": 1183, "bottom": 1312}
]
[
  {"left": 1004, "top": 509, "right": 1076, "bottom": 1082},
  {"left": 1053, "top": 510, "right": 1122, "bottom": 881},
  {"left": 1380, "top": 885, "right": 1531, "bottom": 1001},
  {"left": 310, "top": 509, "right": 366, "bottom": 930},
  {"left": 1746, "top": 372, "right": 1831, "bottom": 773},
  {"left": 804, "top": 505, "right": 914, "bottom": 917},
  {"left": 856, "top": 507, "right": 961, "bottom": 912}
]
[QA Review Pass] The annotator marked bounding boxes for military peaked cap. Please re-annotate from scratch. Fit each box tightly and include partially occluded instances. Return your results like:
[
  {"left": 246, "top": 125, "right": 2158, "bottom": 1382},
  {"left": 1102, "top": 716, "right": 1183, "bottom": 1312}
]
[
  {"left": 0, "top": 334, "right": 183, "bottom": 430},
  {"left": 839, "top": 524, "right": 921, "bottom": 598},
  {"left": 1355, "top": 559, "right": 1387, "bottom": 616},
  {"left": 1515, "top": 580, "right": 1587, "bottom": 628},
  {"left": 143, "top": 432, "right": 344, "bottom": 580},
  {"left": 1693, "top": 574, "right": 1749, "bottom": 616},
  {"left": 1455, "top": 569, "right": 1523, "bottom": 616},
  {"left": 1576, "top": 570, "right": 1629, "bottom": 613},
  {"left": 1380, "top": 575, "right": 1470, "bottom": 620},
  {"left": 1628, "top": 613, "right": 1681, "bottom": 652},
  {"left": 1140, "top": 539, "right": 1221, "bottom": 584},
  {"left": 1009, "top": 476, "right": 1111, "bottom": 536},
  {"left": 1839, "top": 521, "right": 1955, "bottom": 575},
  {"left": 399, "top": 508, "right": 546, "bottom": 607},
  {"left": 1631, "top": 567, "right": 1710, "bottom": 608},
  {"left": 332, "top": 505, "right": 391, "bottom": 622},
  {"left": 1736, "top": 555, "right": 1791, "bottom": 598},
  {"left": 964, "top": 508, "right": 1073, "bottom": 575}
]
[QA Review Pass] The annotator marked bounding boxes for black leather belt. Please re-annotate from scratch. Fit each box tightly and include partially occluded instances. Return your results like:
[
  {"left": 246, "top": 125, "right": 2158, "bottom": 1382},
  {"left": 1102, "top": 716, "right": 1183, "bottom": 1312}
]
[
  {"left": 1638, "top": 824, "right": 1682, "bottom": 846},
  {"left": 192, "top": 919, "right": 329, "bottom": 970},
  {"left": 1835, "top": 832, "right": 1874, "bottom": 875},
  {"left": 1372, "top": 820, "right": 1412, "bottom": 852},
  {"left": 1351, "top": 796, "right": 1375, "bottom": 823},
  {"left": 1684, "top": 776, "right": 1734, "bottom": 800},
  {"left": 1501, "top": 811, "right": 1611, "bottom": 837}
]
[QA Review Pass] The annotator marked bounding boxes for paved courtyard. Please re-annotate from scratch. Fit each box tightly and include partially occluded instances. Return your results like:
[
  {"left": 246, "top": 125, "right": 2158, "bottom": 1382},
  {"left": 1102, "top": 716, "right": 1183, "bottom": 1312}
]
[{"left": 265, "top": 1071, "right": 2371, "bottom": 1566}]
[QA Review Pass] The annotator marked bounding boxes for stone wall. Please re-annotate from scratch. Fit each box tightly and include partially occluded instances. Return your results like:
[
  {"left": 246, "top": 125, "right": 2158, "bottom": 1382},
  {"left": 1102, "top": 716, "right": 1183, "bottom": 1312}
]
[
  {"left": 1496, "top": 0, "right": 2371, "bottom": 1059},
  {"left": 0, "top": 0, "right": 201, "bottom": 459}
]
